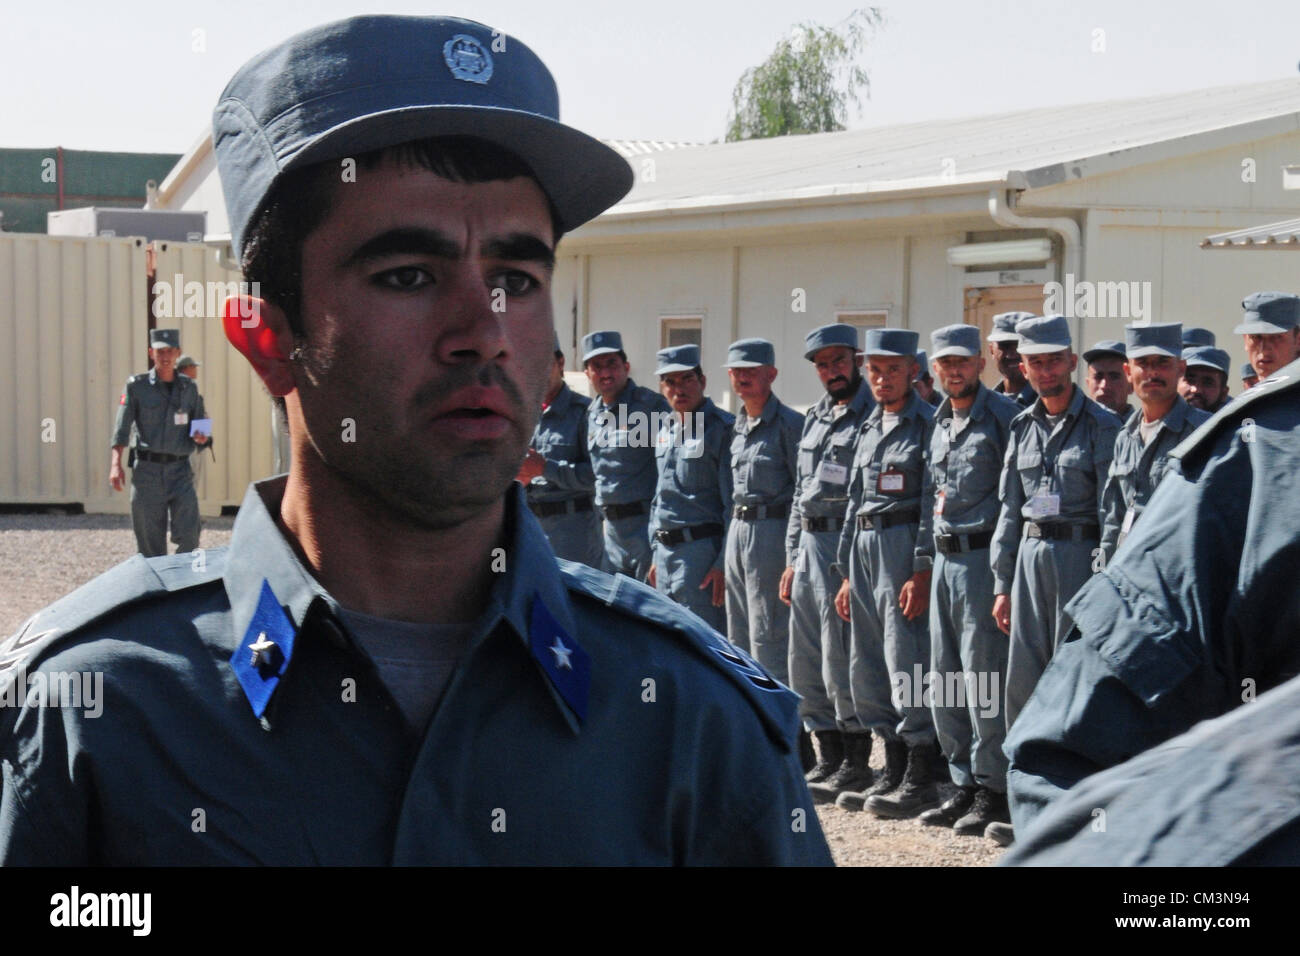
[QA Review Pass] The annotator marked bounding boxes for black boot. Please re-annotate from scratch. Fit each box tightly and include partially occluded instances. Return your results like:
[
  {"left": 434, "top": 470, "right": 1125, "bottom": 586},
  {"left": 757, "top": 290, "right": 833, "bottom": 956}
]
[
  {"left": 798, "top": 729, "right": 816, "bottom": 774},
  {"left": 807, "top": 732, "right": 873, "bottom": 804},
  {"left": 835, "top": 738, "right": 905, "bottom": 811},
  {"left": 954, "top": 787, "right": 1011, "bottom": 837},
  {"left": 919, "top": 785, "right": 977, "bottom": 828},
  {"left": 865, "top": 741, "right": 943, "bottom": 819},
  {"left": 804, "top": 729, "right": 845, "bottom": 784}
]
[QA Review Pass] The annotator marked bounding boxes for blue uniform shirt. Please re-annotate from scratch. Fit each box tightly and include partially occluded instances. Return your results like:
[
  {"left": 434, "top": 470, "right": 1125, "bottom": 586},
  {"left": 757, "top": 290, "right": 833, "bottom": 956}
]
[
  {"left": 112, "top": 369, "right": 208, "bottom": 457},
  {"left": 916, "top": 384, "right": 1021, "bottom": 563},
  {"left": 835, "top": 391, "right": 936, "bottom": 573},
  {"left": 527, "top": 382, "right": 595, "bottom": 503},
  {"left": 786, "top": 379, "right": 875, "bottom": 564},
  {"left": 1098, "top": 396, "right": 1209, "bottom": 559},
  {"left": 991, "top": 386, "right": 1121, "bottom": 594},
  {"left": 1004, "top": 362, "right": 1300, "bottom": 830},
  {"left": 587, "top": 379, "right": 671, "bottom": 506},
  {"left": 0, "top": 477, "right": 832, "bottom": 865},
  {"left": 730, "top": 393, "right": 803, "bottom": 509},
  {"left": 994, "top": 380, "right": 1037, "bottom": 408},
  {"left": 650, "top": 398, "right": 735, "bottom": 569}
]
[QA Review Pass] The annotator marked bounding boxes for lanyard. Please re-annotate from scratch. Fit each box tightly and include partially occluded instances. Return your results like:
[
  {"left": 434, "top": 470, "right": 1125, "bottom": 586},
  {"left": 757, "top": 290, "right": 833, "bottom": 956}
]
[{"left": 1041, "top": 401, "right": 1083, "bottom": 493}]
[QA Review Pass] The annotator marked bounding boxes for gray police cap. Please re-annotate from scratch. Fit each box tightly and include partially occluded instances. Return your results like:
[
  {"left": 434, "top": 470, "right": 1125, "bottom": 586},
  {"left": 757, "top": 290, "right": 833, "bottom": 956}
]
[
  {"left": 803, "top": 323, "right": 859, "bottom": 360},
  {"left": 176, "top": 354, "right": 200, "bottom": 369},
  {"left": 581, "top": 330, "right": 624, "bottom": 363},
  {"left": 150, "top": 328, "right": 180, "bottom": 349},
  {"left": 212, "top": 15, "right": 634, "bottom": 260},
  {"left": 1241, "top": 362, "right": 1259, "bottom": 380},
  {"left": 1234, "top": 292, "right": 1300, "bottom": 335},
  {"left": 1182, "top": 327, "right": 1216, "bottom": 348},
  {"left": 1015, "top": 314, "right": 1072, "bottom": 354},
  {"left": 1125, "top": 322, "right": 1182, "bottom": 360},
  {"left": 862, "top": 327, "right": 919, "bottom": 358},
  {"left": 1181, "top": 346, "right": 1230, "bottom": 376},
  {"left": 989, "top": 311, "right": 1036, "bottom": 342},
  {"left": 930, "top": 324, "right": 981, "bottom": 360},
  {"left": 723, "top": 338, "right": 776, "bottom": 368},
  {"left": 656, "top": 344, "right": 700, "bottom": 375},
  {"left": 1082, "top": 339, "right": 1126, "bottom": 364}
]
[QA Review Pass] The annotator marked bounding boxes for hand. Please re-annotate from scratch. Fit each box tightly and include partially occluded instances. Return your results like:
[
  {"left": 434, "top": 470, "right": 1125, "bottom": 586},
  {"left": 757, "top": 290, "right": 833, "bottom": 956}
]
[
  {"left": 992, "top": 594, "right": 1011, "bottom": 635},
  {"left": 647, "top": 563, "right": 657, "bottom": 588},
  {"left": 700, "top": 568, "right": 726, "bottom": 606},
  {"left": 192, "top": 432, "right": 209, "bottom": 446},
  {"left": 834, "top": 579, "right": 852, "bottom": 623},
  {"left": 109, "top": 463, "right": 125, "bottom": 492},
  {"left": 899, "top": 570, "right": 931, "bottom": 621},
  {"left": 515, "top": 447, "right": 545, "bottom": 483},
  {"left": 778, "top": 566, "right": 795, "bottom": 606}
]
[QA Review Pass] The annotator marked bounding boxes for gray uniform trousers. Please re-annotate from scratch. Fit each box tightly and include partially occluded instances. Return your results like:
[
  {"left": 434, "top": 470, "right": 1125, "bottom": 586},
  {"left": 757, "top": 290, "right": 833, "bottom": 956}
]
[
  {"left": 1005, "top": 537, "right": 1095, "bottom": 729},
  {"left": 130, "top": 459, "right": 200, "bottom": 557},
  {"left": 725, "top": 517, "right": 790, "bottom": 684},
  {"left": 788, "top": 528, "right": 856, "bottom": 732},
  {"left": 603, "top": 514, "right": 653, "bottom": 581},
  {"left": 537, "top": 510, "right": 604, "bottom": 569},
  {"left": 845, "top": 527, "right": 904, "bottom": 743},
  {"left": 654, "top": 536, "right": 726, "bottom": 633},
  {"left": 930, "top": 548, "right": 1008, "bottom": 790}
]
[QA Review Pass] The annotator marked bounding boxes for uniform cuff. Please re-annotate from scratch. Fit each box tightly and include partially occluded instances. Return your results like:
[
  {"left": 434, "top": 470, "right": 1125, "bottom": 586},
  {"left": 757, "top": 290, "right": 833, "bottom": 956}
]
[{"left": 912, "top": 554, "right": 932, "bottom": 574}]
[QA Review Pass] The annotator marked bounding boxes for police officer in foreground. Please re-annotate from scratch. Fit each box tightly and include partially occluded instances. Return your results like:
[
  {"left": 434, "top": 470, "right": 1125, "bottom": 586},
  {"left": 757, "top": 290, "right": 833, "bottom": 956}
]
[
  {"left": 517, "top": 334, "right": 602, "bottom": 568},
  {"left": 0, "top": 15, "right": 831, "bottom": 866},
  {"left": 988, "top": 312, "right": 1038, "bottom": 408},
  {"left": 646, "top": 344, "right": 734, "bottom": 633},
  {"left": 1082, "top": 339, "right": 1134, "bottom": 422},
  {"left": 915, "top": 325, "right": 1020, "bottom": 837},
  {"left": 1236, "top": 291, "right": 1300, "bottom": 381},
  {"left": 1179, "top": 346, "right": 1232, "bottom": 413},
  {"left": 830, "top": 328, "right": 940, "bottom": 818},
  {"left": 1099, "top": 323, "right": 1209, "bottom": 563},
  {"left": 781, "top": 324, "right": 875, "bottom": 790},
  {"left": 1004, "top": 357, "right": 1300, "bottom": 838},
  {"left": 109, "top": 327, "right": 211, "bottom": 557},
  {"left": 584, "top": 329, "right": 671, "bottom": 581},
  {"left": 1181, "top": 326, "right": 1215, "bottom": 349},
  {"left": 724, "top": 338, "right": 803, "bottom": 685}
]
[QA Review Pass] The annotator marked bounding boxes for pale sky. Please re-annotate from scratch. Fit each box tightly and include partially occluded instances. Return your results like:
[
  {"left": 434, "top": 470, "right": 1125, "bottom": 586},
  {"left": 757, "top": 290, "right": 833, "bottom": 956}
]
[{"left": 5, "top": 0, "right": 1300, "bottom": 153}]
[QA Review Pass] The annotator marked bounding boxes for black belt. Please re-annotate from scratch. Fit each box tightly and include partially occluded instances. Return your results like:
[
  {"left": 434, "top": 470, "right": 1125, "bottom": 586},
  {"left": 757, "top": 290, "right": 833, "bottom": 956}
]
[
  {"left": 733, "top": 503, "right": 789, "bottom": 521},
  {"left": 654, "top": 523, "right": 724, "bottom": 546},
  {"left": 801, "top": 515, "right": 845, "bottom": 533},
  {"left": 856, "top": 509, "right": 920, "bottom": 531},
  {"left": 1024, "top": 522, "right": 1100, "bottom": 542},
  {"left": 600, "top": 501, "right": 647, "bottom": 520},
  {"left": 529, "top": 496, "right": 593, "bottom": 518},
  {"left": 135, "top": 450, "right": 188, "bottom": 463},
  {"left": 935, "top": 530, "right": 993, "bottom": 554}
]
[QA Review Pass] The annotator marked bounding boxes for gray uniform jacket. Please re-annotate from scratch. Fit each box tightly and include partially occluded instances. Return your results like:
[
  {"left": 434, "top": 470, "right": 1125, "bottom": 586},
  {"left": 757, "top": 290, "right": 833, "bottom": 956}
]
[
  {"left": 785, "top": 380, "right": 875, "bottom": 565},
  {"left": 587, "top": 379, "right": 671, "bottom": 506},
  {"left": 1098, "top": 396, "right": 1208, "bottom": 559},
  {"left": 1004, "top": 362, "right": 1300, "bottom": 829},
  {"left": 650, "top": 398, "right": 735, "bottom": 570},
  {"left": 527, "top": 382, "right": 595, "bottom": 503},
  {"left": 916, "top": 385, "right": 1021, "bottom": 564},
  {"left": 990, "top": 387, "right": 1121, "bottom": 594},
  {"left": 835, "top": 391, "right": 936, "bottom": 574},
  {"left": 0, "top": 478, "right": 833, "bottom": 866},
  {"left": 112, "top": 369, "right": 208, "bottom": 457},
  {"left": 730, "top": 393, "right": 803, "bottom": 509}
]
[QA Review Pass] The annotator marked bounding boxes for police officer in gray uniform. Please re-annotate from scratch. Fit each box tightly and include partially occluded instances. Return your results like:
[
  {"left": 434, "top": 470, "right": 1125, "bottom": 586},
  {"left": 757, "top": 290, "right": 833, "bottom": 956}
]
[
  {"left": 1004, "top": 356, "right": 1300, "bottom": 838},
  {"left": 109, "top": 327, "right": 211, "bottom": 557},
  {"left": 584, "top": 330, "right": 671, "bottom": 581},
  {"left": 988, "top": 312, "right": 1038, "bottom": 408},
  {"left": 830, "top": 328, "right": 939, "bottom": 818},
  {"left": 518, "top": 334, "right": 602, "bottom": 567},
  {"left": 1099, "top": 323, "right": 1209, "bottom": 563},
  {"left": 724, "top": 338, "right": 803, "bottom": 685},
  {"left": 1236, "top": 291, "right": 1300, "bottom": 382},
  {"left": 647, "top": 344, "right": 734, "bottom": 633},
  {"left": 0, "top": 15, "right": 832, "bottom": 866},
  {"left": 913, "top": 348, "right": 941, "bottom": 406},
  {"left": 1179, "top": 345, "right": 1232, "bottom": 413},
  {"left": 781, "top": 324, "right": 875, "bottom": 790},
  {"left": 914, "top": 324, "right": 1021, "bottom": 835},
  {"left": 1082, "top": 339, "right": 1134, "bottom": 422}
]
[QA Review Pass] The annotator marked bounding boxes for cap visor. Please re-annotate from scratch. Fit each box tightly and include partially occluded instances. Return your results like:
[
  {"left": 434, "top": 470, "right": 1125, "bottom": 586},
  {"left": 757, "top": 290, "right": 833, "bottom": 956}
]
[
  {"left": 723, "top": 360, "right": 764, "bottom": 368},
  {"left": 656, "top": 363, "right": 695, "bottom": 375},
  {"left": 1125, "top": 346, "right": 1178, "bottom": 359},
  {"left": 1234, "top": 318, "right": 1291, "bottom": 335},
  {"left": 930, "top": 347, "right": 977, "bottom": 359},
  {"left": 1017, "top": 343, "right": 1071, "bottom": 355},
  {"left": 583, "top": 347, "right": 621, "bottom": 361},
  {"left": 987, "top": 332, "right": 1020, "bottom": 342},
  {"left": 860, "top": 349, "right": 914, "bottom": 358}
]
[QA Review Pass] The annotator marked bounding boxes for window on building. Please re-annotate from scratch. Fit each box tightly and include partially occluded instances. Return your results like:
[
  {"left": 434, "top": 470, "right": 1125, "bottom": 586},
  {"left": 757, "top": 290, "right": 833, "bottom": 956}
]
[{"left": 660, "top": 316, "right": 703, "bottom": 349}]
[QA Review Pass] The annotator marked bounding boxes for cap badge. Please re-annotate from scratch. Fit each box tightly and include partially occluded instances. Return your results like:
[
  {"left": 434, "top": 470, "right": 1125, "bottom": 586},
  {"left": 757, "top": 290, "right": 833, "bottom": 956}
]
[{"left": 443, "top": 34, "right": 493, "bottom": 84}]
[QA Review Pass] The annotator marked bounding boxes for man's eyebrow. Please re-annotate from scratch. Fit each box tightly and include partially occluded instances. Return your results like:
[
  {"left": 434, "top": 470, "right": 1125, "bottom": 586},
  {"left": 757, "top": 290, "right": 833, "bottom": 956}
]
[
  {"left": 344, "top": 227, "right": 461, "bottom": 266},
  {"left": 482, "top": 233, "right": 555, "bottom": 271}
]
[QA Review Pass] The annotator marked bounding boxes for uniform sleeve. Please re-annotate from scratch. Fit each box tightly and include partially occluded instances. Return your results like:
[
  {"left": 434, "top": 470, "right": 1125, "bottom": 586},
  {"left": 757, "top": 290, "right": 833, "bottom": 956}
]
[
  {"left": 541, "top": 409, "right": 597, "bottom": 492},
  {"left": 1098, "top": 451, "right": 1124, "bottom": 563},
  {"left": 1092, "top": 417, "right": 1118, "bottom": 530},
  {"left": 835, "top": 445, "right": 863, "bottom": 574},
  {"left": 990, "top": 428, "right": 1024, "bottom": 594},
  {"left": 786, "top": 415, "right": 813, "bottom": 566},
  {"left": 111, "top": 378, "right": 135, "bottom": 448},
  {"left": 912, "top": 416, "right": 936, "bottom": 574},
  {"left": 713, "top": 423, "right": 734, "bottom": 573}
]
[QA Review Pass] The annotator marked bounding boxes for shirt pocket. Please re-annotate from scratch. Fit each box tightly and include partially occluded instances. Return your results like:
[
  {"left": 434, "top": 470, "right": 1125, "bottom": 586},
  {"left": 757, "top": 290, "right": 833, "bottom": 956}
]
[
  {"left": 134, "top": 387, "right": 168, "bottom": 442},
  {"left": 878, "top": 443, "right": 922, "bottom": 496}
]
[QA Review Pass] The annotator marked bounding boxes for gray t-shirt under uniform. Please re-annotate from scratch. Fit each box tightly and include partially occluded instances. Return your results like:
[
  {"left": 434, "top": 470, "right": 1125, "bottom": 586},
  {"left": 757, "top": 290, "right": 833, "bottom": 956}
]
[{"left": 338, "top": 607, "right": 471, "bottom": 733}]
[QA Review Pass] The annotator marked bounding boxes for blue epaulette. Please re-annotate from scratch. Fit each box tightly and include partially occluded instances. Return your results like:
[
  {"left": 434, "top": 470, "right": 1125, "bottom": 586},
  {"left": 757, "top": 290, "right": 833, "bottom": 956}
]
[
  {"left": 1171, "top": 360, "right": 1300, "bottom": 464},
  {"left": 557, "top": 561, "right": 799, "bottom": 749}
]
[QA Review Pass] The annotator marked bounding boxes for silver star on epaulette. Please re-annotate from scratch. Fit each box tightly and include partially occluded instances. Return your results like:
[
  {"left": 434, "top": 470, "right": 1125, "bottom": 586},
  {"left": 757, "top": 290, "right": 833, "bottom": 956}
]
[
  {"left": 248, "top": 632, "right": 277, "bottom": 667},
  {"left": 549, "top": 637, "right": 573, "bottom": 670}
]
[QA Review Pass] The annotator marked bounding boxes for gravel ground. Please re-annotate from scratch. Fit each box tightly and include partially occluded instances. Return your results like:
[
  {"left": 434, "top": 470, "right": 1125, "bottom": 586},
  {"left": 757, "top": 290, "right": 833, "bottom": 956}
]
[{"left": 0, "top": 510, "right": 1004, "bottom": 866}]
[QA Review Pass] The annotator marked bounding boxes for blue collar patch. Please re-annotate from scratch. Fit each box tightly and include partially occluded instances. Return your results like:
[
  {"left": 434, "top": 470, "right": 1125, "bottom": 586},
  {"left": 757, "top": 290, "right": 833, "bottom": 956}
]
[
  {"left": 230, "top": 580, "right": 298, "bottom": 719},
  {"left": 529, "top": 595, "right": 590, "bottom": 721}
]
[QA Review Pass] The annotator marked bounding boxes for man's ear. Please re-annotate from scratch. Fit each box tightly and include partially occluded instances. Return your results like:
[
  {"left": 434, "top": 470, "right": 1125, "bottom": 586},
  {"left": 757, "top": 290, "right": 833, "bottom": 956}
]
[{"left": 223, "top": 296, "right": 296, "bottom": 396}]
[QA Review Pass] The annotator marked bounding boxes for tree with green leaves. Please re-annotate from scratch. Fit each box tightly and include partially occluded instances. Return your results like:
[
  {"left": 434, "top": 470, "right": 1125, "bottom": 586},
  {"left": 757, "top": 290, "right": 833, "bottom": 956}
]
[{"left": 726, "top": 8, "right": 884, "bottom": 142}]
